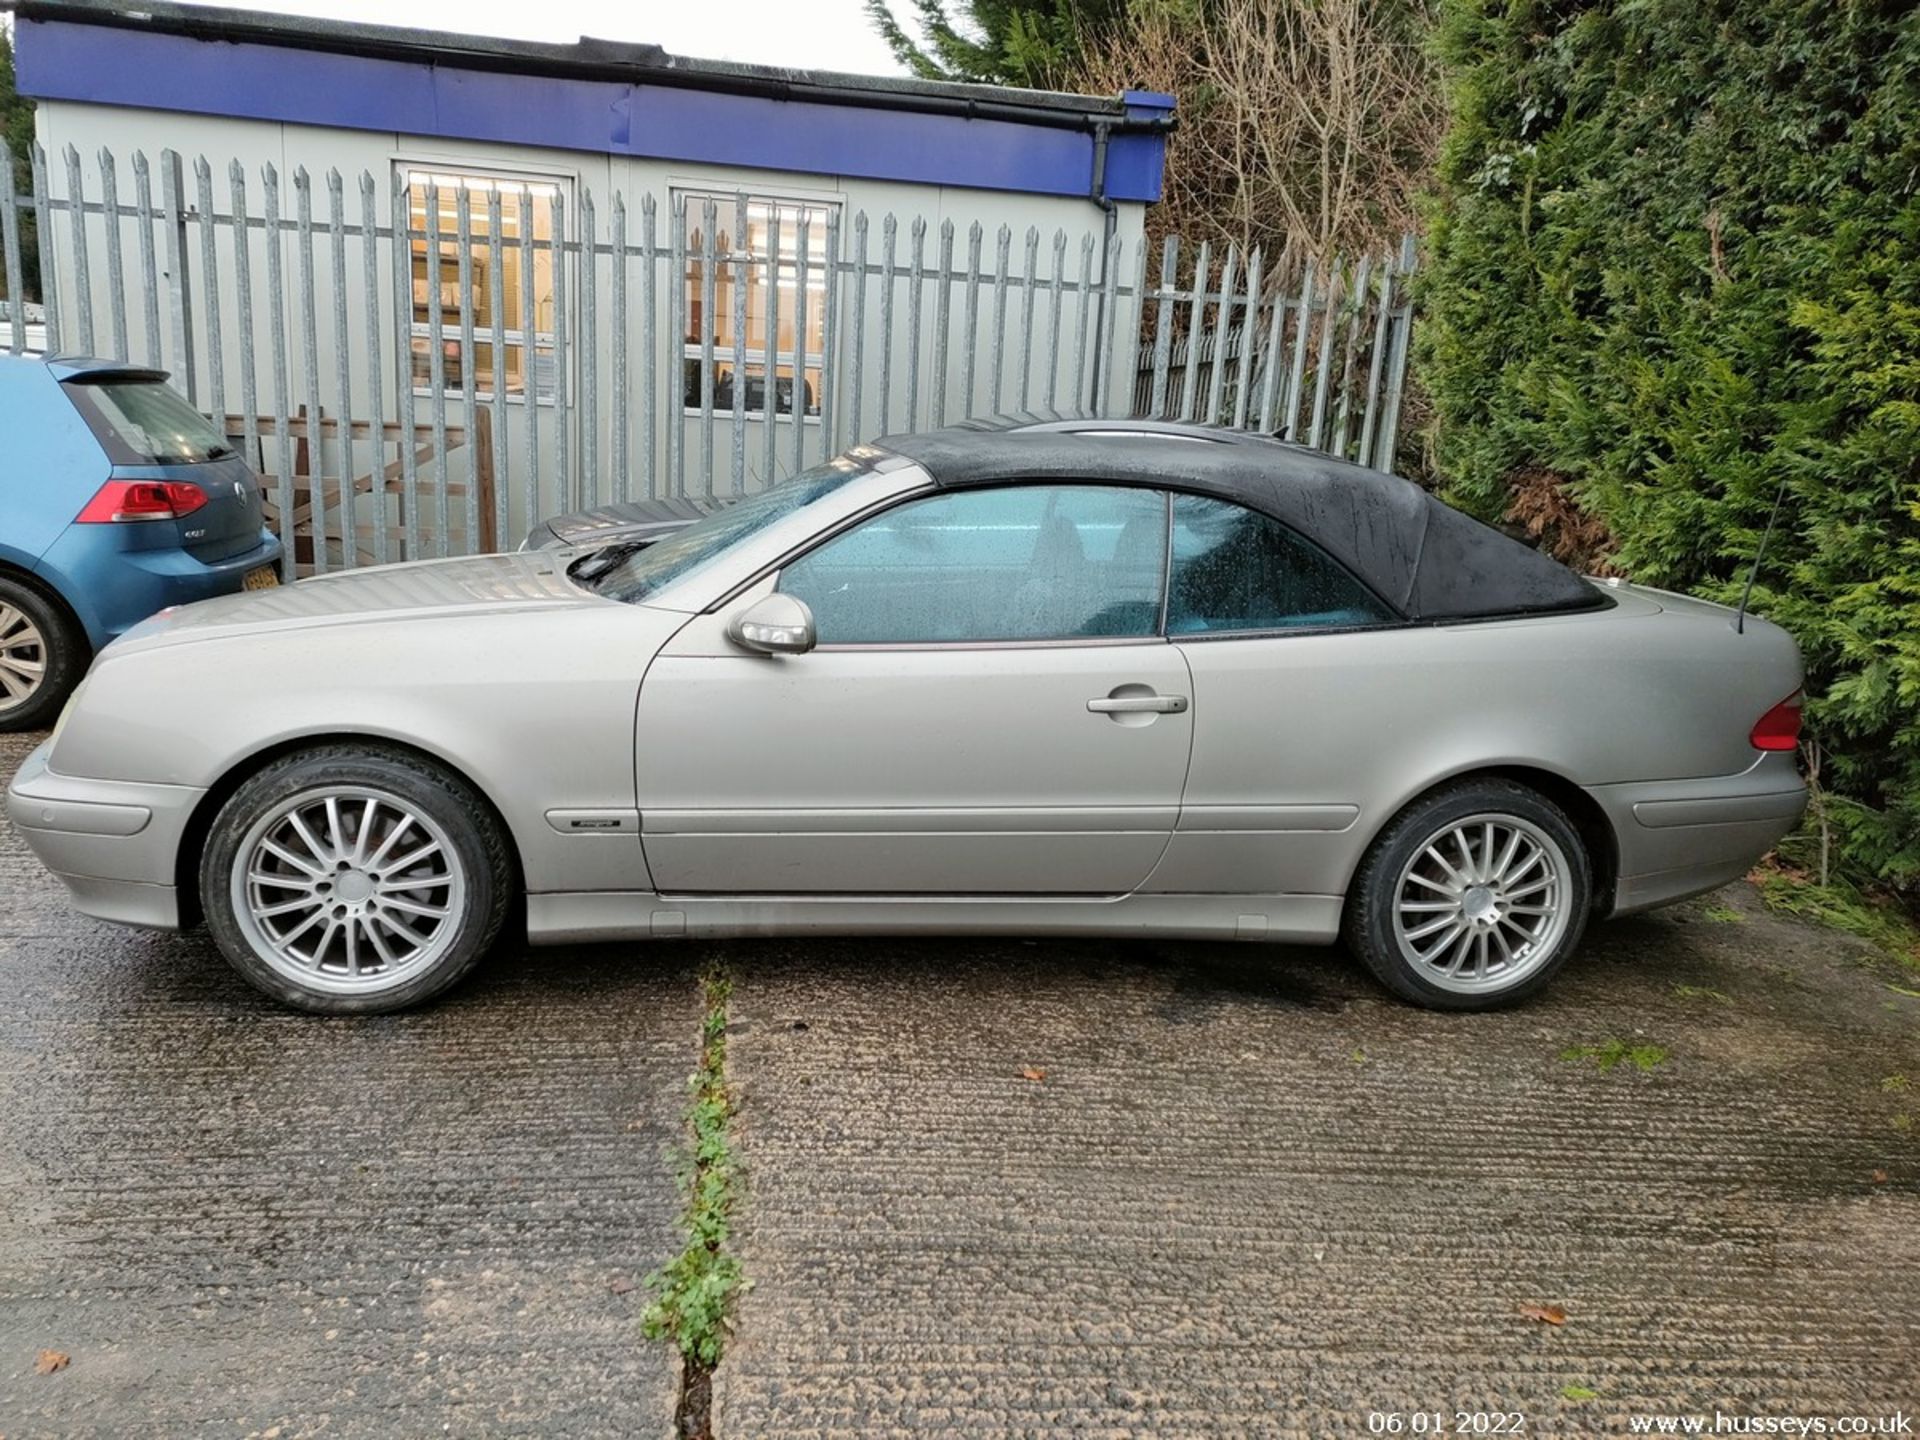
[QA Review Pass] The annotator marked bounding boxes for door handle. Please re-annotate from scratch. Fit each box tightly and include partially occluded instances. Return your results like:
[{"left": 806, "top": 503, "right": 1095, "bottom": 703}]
[{"left": 1087, "top": 693, "right": 1188, "bottom": 714}]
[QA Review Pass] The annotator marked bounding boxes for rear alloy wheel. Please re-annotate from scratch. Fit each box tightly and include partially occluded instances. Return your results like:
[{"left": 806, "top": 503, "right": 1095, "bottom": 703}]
[
  {"left": 0, "top": 577, "right": 86, "bottom": 733},
  {"left": 1344, "top": 779, "right": 1591, "bottom": 1010},
  {"left": 201, "top": 746, "right": 512, "bottom": 1013}
]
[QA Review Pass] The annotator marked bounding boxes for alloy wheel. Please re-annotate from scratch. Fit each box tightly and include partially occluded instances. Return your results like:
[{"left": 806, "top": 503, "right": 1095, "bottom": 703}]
[
  {"left": 1390, "top": 811, "right": 1574, "bottom": 995},
  {"left": 0, "top": 604, "right": 47, "bottom": 714},
  {"left": 230, "top": 785, "right": 467, "bottom": 996}
]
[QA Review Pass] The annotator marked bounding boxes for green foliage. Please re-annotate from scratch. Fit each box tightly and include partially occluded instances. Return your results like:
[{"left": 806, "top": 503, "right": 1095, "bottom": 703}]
[
  {"left": 1755, "top": 860, "right": 1920, "bottom": 973},
  {"left": 1561, "top": 1039, "right": 1669, "bottom": 1073},
  {"left": 641, "top": 968, "right": 744, "bottom": 1368},
  {"left": 1673, "top": 984, "right": 1732, "bottom": 1004},
  {"left": 1420, "top": 0, "right": 1920, "bottom": 898},
  {"left": 864, "top": 0, "right": 1126, "bottom": 86},
  {"left": 1, "top": 23, "right": 37, "bottom": 303}
]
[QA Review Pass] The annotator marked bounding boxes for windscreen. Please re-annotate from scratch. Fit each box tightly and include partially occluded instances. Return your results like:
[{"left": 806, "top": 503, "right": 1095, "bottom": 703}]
[
  {"left": 583, "top": 451, "right": 878, "bottom": 604},
  {"left": 64, "top": 378, "right": 236, "bottom": 465}
]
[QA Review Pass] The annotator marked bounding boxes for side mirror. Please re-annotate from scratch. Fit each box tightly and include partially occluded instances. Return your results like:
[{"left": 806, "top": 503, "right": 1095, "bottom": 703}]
[{"left": 727, "top": 593, "right": 817, "bottom": 655}]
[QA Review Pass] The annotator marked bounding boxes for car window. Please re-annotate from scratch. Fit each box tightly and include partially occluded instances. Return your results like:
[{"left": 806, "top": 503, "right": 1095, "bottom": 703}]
[
  {"left": 1168, "top": 494, "right": 1392, "bottom": 633},
  {"left": 780, "top": 484, "right": 1168, "bottom": 644},
  {"left": 588, "top": 452, "right": 876, "bottom": 603},
  {"left": 63, "top": 378, "right": 236, "bottom": 465}
]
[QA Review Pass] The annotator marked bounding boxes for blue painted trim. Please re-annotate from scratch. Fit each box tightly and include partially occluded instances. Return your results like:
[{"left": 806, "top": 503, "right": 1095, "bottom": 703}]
[{"left": 15, "top": 19, "right": 1168, "bottom": 202}]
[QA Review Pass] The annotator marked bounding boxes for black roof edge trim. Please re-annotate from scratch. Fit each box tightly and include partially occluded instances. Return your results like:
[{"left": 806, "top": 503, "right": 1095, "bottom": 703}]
[{"left": 4, "top": 0, "right": 1177, "bottom": 135}]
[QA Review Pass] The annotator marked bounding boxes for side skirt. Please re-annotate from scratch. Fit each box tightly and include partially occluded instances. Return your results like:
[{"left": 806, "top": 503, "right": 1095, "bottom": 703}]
[{"left": 524, "top": 891, "right": 1346, "bottom": 946}]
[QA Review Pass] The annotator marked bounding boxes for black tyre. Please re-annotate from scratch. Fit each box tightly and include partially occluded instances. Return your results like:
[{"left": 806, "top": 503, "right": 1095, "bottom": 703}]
[
  {"left": 0, "top": 573, "right": 88, "bottom": 733},
  {"left": 1343, "top": 778, "right": 1591, "bottom": 1011},
  {"left": 199, "top": 744, "right": 514, "bottom": 1014}
]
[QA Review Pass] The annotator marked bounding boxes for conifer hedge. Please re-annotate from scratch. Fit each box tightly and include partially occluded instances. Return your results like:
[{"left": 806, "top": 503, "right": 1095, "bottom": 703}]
[{"left": 1421, "top": 0, "right": 1920, "bottom": 897}]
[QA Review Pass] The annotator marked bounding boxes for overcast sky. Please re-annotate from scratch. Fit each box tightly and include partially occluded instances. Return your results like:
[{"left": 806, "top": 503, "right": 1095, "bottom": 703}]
[{"left": 182, "top": 0, "right": 912, "bottom": 76}]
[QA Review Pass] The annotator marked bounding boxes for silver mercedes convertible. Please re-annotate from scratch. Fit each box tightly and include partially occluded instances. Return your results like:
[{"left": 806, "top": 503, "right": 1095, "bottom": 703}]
[{"left": 6, "top": 419, "right": 1806, "bottom": 1014}]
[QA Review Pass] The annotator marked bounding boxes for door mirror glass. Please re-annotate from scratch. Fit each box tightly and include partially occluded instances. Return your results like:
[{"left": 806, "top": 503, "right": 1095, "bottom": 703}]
[{"left": 728, "top": 593, "right": 817, "bottom": 655}]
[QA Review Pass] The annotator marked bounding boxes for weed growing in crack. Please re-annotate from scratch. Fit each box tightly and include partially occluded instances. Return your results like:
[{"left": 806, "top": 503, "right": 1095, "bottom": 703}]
[
  {"left": 643, "top": 965, "right": 744, "bottom": 1370},
  {"left": 1673, "top": 985, "right": 1732, "bottom": 1004},
  {"left": 1561, "top": 1039, "right": 1669, "bottom": 1073}
]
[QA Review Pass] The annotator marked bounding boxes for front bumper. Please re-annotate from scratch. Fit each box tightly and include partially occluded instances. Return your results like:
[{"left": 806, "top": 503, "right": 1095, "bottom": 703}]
[
  {"left": 1591, "top": 752, "right": 1807, "bottom": 915},
  {"left": 4, "top": 741, "right": 204, "bottom": 929}
]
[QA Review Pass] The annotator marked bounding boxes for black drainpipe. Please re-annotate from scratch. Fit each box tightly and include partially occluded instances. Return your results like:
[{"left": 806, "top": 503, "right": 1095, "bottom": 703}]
[{"left": 1086, "top": 121, "right": 1118, "bottom": 411}]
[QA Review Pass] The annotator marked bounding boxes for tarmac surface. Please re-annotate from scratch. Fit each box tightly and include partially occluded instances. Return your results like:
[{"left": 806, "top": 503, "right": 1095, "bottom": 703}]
[{"left": 2, "top": 727, "right": 1917, "bottom": 1437}]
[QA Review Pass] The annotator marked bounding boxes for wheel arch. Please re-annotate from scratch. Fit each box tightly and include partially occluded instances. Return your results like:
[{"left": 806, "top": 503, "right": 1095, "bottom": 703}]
[
  {"left": 0, "top": 558, "right": 92, "bottom": 655},
  {"left": 1353, "top": 763, "right": 1619, "bottom": 920},
  {"left": 173, "top": 731, "right": 527, "bottom": 929}
]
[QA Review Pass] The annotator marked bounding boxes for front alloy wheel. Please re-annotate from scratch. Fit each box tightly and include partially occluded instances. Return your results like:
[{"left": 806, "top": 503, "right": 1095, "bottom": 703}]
[
  {"left": 202, "top": 745, "right": 512, "bottom": 1013},
  {"left": 232, "top": 786, "right": 468, "bottom": 995}
]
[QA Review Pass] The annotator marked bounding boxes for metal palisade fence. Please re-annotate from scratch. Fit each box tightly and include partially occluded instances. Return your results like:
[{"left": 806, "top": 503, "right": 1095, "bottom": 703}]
[{"left": 1, "top": 141, "right": 1417, "bottom": 572}]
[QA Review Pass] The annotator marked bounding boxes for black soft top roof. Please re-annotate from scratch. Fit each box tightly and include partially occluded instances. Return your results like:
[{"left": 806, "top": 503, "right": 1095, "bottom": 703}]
[{"left": 875, "top": 418, "right": 1601, "bottom": 622}]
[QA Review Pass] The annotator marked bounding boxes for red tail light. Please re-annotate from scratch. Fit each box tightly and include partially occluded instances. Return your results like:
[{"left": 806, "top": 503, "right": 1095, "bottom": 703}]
[
  {"left": 1750, "top": 691, "right": 1803, "bottom": 751},
  {"left": 75, "top": 480, "right": 210, "bottom": 524}
]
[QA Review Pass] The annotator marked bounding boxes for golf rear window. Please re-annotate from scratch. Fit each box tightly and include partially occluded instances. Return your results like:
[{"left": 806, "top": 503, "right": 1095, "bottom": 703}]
[{"left": 63, "top": 377, "right": 235, "bottom": 466}]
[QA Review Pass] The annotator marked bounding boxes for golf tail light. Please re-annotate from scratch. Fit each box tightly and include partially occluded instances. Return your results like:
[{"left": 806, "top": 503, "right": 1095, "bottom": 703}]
[
  {"left": 75, "top": 480, "right": 210, "bottom": 523},
  {"left": 1749, "top": 691, "right": 1803, "bottom": 751}
]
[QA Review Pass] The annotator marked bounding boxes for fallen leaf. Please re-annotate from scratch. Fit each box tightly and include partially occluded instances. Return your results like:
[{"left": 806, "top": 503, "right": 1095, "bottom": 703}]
[
  {"left": 1519, "top": 1304, "right": 1567, "bottom": 1326},
  {"left": 34, "top": 1350, "right": 69, "bottom": 1375},
  {"left": 609, "top": 1276, "right": 635, "bottom": 1295},
  {"left": 1020, "top": 1067, "right": 1047, "bottom": 1082}
]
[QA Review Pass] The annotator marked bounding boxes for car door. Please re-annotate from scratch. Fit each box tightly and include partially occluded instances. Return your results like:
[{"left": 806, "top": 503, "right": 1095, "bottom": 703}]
[
  {"left": 1143, "top": 491, "right": 1404, "bottom": 898},
  {"left": 633, "top": 482, "right": 1194, "bottom": 895}
]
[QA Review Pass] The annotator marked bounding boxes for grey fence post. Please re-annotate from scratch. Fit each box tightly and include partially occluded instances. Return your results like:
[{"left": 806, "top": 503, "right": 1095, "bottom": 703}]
[
  {"left": 611, "top": 193, "right": 630, "bottom": 503},
  {"left": 193, "top": 156, "right": 224, "bottom": 421},
  {"left": 1, "top": 140, "right": 25, "bottom": 355},
  {"left": 97, "top": 149, "right": 127, "bottom": 358},
  {"left": 294, "top": 167, "right": 328, "bottom": 573},
  {"left": 549, "top": 190, "right": 571, "bottom": 512},
  {"left": 132, "top": 152, "right": 161, "bottom": 368},
  {"left": 261, "top": 164, "right": 296, "bottom": 581},
  {"left": 578, "top": 189, "right": 598, "bottom": 511},
  {"left": 931, "top": 219, "right": 953, "bottom": 427},
  {"left": 357, "top": 170, "right": 390, "bottom": 567},
  {"left": 229, "top": 162, "right": 261, "bottom": 494},
  {"left": 1374, "top": 233, "right": 1418, "bottom": 473},
  {"left": 877, "top": 212, "right": 896, "bottom": 435},
  {"left": 729, "top": 193, "right": 749, "bottom": 495},
  {"left": 1016, "top": 225, "right": 1038, "bottom": 412},
  {"left": 62, "top": 145, "right": 94, "bottom": 356},
  {"left": 30, "top": 144, "right": 60, "bottom": 355},
  {"left": 159, "top": 149, "right": 194, "bottom": 403},
  {"left": 456, "top": 183, "right": 482, "bottom": 548},
  {"left": 325, "top": 169, "right": 357, "bottom": 567},
  {"left": 1233, "top": 247, "right": 1263, "bottom": 431}
]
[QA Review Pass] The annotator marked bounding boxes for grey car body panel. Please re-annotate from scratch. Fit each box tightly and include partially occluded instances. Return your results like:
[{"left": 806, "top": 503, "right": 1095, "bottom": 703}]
[
  {"left": 7, "top": 421, "right": 1805, "bottom": 953},
  {"left": 35, "top": 550, "right": 683, "bottom": 901}
]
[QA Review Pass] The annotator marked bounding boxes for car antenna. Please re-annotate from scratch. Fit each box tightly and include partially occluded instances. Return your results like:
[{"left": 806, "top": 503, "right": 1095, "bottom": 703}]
[{"left": 1734, "top": 476, "right": 1791, "bottom": 635}]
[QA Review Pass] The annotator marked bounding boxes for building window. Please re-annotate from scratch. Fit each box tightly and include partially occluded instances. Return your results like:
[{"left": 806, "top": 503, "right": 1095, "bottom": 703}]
[
  {"left": 679, "top": 192, "right": 834, "bottom": 420},
  {"left": 405, "top": 168, "right": 563, "bottom": 401}
]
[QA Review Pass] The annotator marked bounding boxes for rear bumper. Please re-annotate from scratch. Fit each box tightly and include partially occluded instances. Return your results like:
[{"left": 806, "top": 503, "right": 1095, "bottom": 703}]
[
  {"left": 34, "top": 527, "right": 282, "bottom": 650},
  {"left": 1591, "top": 753, "right": 1806, "bottom": 915},
  {"left": 4, "top": 740, "right": 201, "bottom": 929}
]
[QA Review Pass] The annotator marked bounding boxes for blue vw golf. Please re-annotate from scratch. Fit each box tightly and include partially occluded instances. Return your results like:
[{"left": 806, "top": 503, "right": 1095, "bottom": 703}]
[{"left": 0, "top": 356, "right": 282, "bottom": 730}]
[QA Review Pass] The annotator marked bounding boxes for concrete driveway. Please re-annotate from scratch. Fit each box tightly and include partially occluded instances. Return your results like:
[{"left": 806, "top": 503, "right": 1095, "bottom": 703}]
[{"left": 2, "top": 730, "right": 1915, "bottom": 1437}]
